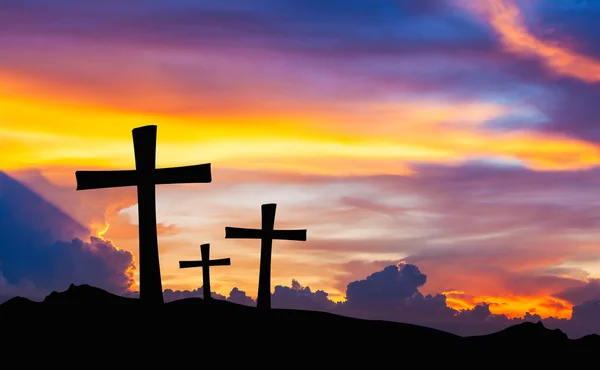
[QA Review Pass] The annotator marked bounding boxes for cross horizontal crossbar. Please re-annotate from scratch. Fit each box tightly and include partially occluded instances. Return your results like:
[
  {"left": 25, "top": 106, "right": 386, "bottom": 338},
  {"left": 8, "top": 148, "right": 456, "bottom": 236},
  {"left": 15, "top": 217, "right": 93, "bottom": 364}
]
[
  {"left": 273, "top": 229, "right": 307, "bottom": 241},
  {"left": 179, "top": 258, "right": 231, "bottom": 269},
  {"left": 75, "top": 163, "right": 212, "bottom": 191},
  {"left": 225, "top": 227, "right": 262, "bottom": 239},
  {"left": 225, "top": 227, "right": 306, "bottom": 241}
]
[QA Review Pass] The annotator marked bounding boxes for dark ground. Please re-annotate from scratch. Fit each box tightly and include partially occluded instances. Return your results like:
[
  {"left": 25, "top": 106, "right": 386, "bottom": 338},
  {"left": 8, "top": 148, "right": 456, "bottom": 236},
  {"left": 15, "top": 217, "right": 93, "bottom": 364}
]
[{"left": 0, "top": 284, "right": 598, "bottom": 364}]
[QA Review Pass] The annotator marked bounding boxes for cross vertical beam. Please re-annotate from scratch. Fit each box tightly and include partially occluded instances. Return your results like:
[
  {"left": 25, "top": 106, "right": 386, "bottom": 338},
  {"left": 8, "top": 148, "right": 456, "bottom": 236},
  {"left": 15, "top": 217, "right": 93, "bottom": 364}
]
[
  {"left": 75, "top": 125, "right": 212, "bottom": 305},
  {"left": 259, "top": 204, "right": 275, "bottom": 311},
  {"left": 133, "top": 126, "right": 163, "bottom": 305},
  {"left": 200, "top": 244, "right": 211, "bottom": 301},
  {"left": 179, "top": 243, "right": 231, "bottom": 301},
  {"left": 225, "top": 203, "right": 307, "bottom": 310}
]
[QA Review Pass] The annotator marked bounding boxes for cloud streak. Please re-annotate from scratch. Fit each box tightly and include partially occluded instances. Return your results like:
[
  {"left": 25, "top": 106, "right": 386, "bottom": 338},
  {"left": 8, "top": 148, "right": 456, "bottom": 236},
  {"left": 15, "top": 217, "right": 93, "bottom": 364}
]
[{"left": 461, "top": 0, "right": 600, "bottom": 83}]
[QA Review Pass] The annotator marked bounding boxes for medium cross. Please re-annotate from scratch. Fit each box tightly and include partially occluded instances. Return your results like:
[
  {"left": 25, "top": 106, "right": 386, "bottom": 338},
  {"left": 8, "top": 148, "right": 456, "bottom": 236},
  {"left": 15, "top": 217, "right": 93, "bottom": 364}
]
[
  {"left": 179, "top": 244, "right": 231, "bottom": 301},
  {"left": 75, "top": 125, "right": 212, "bottom": 305},
  {"left": 225, "top": 203, "right": 307, "bottom": 310}
]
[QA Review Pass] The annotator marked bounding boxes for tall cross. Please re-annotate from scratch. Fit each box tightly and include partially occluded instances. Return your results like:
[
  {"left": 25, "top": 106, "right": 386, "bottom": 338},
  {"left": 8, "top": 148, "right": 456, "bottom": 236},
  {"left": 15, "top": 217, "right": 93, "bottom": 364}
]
[
  {"left": 179, "top": 244, "right": 231, "bottom": 301},
  {"left": 225, "top": 203, "right": 307, "bottom": 310},
  {"left": 75, "top": 125, "right": 212, "bottom": 305}
]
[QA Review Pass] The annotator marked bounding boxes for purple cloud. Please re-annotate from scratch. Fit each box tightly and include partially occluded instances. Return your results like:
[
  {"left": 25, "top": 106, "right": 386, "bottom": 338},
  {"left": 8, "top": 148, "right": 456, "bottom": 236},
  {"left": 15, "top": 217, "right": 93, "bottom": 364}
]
[
  {"left": 345, "top": 264, "right": 426, "bottom": 307},
  {"left": 0, "top": 172, "right": 135, "bottom": 302},
  {"left": 554, "top": 280, "right": 600, "bottom": 306},
  {"left": 227, "top": 287, "right": 256, "bottom": 306},
  {"left": 271, "top": 279, "right": 338, "bottom": 312}
]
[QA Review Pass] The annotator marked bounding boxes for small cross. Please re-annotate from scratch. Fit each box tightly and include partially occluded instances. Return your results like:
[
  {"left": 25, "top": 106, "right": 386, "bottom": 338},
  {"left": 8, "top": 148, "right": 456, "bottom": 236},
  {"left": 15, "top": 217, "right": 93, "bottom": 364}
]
[
  {"left": 179, "top": 244, "right": 231, "bottom": 301},
  {"left": 225, "top": 203, "right": 307, "bottom": 310}
]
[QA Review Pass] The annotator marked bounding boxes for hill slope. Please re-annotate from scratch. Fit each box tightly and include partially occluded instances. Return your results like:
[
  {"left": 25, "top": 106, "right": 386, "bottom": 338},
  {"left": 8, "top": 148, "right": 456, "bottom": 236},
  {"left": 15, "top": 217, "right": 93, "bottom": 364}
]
[{"left": 0, "top": 284, "right": 597, "bottom": 361}]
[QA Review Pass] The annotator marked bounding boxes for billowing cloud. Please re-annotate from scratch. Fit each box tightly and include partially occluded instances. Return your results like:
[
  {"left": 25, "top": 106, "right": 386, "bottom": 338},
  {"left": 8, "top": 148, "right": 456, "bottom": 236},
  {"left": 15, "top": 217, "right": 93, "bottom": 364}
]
[
  {"left": 227, "top": 287, "right": 256, "bottom": 306},
  {"left": 6, "top": 167, "right": 185, "bottom": 289},
  {"left": 345, "top": 264, "right": 426, "bottom": 307},
  {"left": 0, "top": 172, "right": 135, "bottom": 302},
  {"left": 49, "top": 237, "right": 134, "bottom": 294},
  {"left": 569, "top": 300, "right": 600, "bottom": 333},
  {"left": 554, "top": 279, "right": 600, "bottom": 306},
  {"left": 271, "top": 279, "right": 338, "bottom": 311},
  {"left": 338, "top": 263, "right": 458, "bottom": 324}
]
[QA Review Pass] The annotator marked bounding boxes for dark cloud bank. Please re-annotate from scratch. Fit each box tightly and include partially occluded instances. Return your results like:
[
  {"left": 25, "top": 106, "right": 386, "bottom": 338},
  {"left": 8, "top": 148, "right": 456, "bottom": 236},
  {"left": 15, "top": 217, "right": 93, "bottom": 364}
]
[{"left": 0, "top": 172, "right": 134, "bottom": 303}]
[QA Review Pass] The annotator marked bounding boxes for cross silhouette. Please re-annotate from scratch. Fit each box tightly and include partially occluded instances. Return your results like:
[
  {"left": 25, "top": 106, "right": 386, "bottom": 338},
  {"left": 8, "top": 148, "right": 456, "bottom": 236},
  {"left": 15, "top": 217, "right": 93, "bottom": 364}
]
[
  {"left": 225, "top": 203, "right": 307, "bottom": 310},
  {"left": 75, "top": 125, "right": 212, "bottom": 305},
  {"left": 179, "top": 244, "right": 231, "bottom": 301}
]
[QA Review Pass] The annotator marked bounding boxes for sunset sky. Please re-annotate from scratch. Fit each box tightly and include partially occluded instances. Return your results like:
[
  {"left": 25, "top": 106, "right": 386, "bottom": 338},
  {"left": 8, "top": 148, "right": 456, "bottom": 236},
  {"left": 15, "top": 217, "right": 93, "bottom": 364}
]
[{"left": 3, "top": 0, "right": 600, "bottom": 337}]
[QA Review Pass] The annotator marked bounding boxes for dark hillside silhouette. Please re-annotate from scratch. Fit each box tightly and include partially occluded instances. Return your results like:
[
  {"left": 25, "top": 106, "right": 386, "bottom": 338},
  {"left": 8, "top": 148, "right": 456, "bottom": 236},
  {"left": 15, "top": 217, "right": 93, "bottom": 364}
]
[
  {"left": 75, "top": 125, "right": 212, "bottom": 305},
  {"left": 465, "top": 321, "right": 570, "bottom": 351},
  {"left": 0, "top": 284, "right": 597, "bottom": 360}
]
